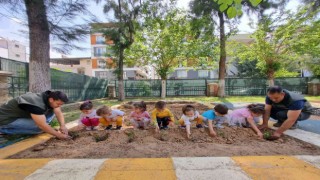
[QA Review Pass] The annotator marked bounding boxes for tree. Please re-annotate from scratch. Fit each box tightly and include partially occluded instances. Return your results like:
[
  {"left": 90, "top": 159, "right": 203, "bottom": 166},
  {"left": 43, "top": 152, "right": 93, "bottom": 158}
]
[
  {"left": 229, "top": 6, "right": 318, "bottom": 85},
  {"left": 96, "top": 0, "right": 141, "bottom": 101},
  {"left": 213, "top": 0, "right": 263, "bottom": 18},
  {"left": 125, "top": 8, "right": 193, "bottom": 98},
  {"left": 1, "top": 0, "right": 93, "bottom": 92}
]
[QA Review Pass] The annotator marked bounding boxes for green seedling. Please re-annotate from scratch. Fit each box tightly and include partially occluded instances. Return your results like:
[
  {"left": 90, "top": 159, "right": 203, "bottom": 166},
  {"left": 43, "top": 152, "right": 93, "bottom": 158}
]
[
  {"left": 263, "top": 130, "right": 272, "bottom": 139},
  {"left": 126, "top": 131, "right": 136, "bottom": 143},
  {"left": 93, "top": 133, "right": 109, "bottom": 142}
]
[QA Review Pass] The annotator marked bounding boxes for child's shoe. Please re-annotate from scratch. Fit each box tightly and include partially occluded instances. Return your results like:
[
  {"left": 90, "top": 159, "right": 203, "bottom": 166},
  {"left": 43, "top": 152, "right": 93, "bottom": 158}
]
[
  {"left": 196, "top": 124, "right": 203, "bottom": 128},
  {"left": 92, "top": 126, "right": 99, "bottom": 130},
  {"left": 105, "top": 125, "right": 112, "bottom": 130},
  {"left": 180, "top": 125, "right": 186, "bottom": 129},
  {"left": 116, "top": 126, "right": 122, "bottom": 130},
  {"left": 162, "top": 126, "right": 169, "bottom": 130},
  {"left": 86, "top": 126, "right": 92, "bottom": 131}
]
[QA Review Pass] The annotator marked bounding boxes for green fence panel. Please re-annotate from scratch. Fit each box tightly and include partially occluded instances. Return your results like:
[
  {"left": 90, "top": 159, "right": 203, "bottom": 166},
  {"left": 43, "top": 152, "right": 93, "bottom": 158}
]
[
  {"left": 225, "top": 78, "right": 268, "bottom": 96},
  {"left": 166, "top": 79, "right": 206, "bottom": 96},
  {"left": 115, "top": 79, "right": 162, "bottom": 97},
  {"left": 1, "top": 58, "right": 108, "bottom": 102}
]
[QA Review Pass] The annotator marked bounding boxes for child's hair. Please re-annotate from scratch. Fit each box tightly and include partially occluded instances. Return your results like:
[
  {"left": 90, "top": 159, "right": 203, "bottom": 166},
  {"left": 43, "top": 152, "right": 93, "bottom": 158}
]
[
  {"left": 96, "top": 105, "right": 112, "bottom": 116},
  {"left": 155, "top": 101, "right": 166, "bottom": 109},
  {"left": 133, "top": 101, "right": 147, "bottom": 112},
  {"left": 80, "top": 100, "right": 93, "bottom": 110},
  {"left": 247, "top": 104, "right": 265, "bottom": 114},
  {"left": 182, "top": 105, "right": 195, "bottom": 115},
  {"left": 213, "top": 104, "right": 229, "bottom": 115}
]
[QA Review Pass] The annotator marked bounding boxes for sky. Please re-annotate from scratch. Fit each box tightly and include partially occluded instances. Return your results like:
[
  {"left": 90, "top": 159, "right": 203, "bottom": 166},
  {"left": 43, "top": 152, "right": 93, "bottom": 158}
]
[{"left": 0, "top": 0, "right": 300, "bottom": 59}]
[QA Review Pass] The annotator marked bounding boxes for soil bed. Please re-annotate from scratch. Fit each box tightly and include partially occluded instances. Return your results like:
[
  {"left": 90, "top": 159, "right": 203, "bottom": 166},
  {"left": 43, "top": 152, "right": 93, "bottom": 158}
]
[{"left": 9, "top": 101, "right": 320, "bottom": 158}]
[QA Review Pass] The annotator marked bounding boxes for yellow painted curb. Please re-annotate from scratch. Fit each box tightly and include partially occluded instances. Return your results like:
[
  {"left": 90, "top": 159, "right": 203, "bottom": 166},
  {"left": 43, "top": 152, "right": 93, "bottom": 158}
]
[
  {"left": 95, "top": 158, "right": 176, "bottom": 180},
  {"left": 0, "top": 158, "right": 53, "bottom": 180},
  {"left": 232, "top": 156, "right": 320, "bottom": 180},
  {"left": 0, "top": 134, "right": 52, "bottom": 159}
]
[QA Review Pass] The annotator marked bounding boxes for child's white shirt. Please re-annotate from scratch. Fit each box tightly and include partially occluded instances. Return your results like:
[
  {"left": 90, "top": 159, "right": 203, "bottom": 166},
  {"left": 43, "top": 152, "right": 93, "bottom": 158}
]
[
  {"left": 105, "top": 109, "right": 125, "bottom": 119},
  {"left": 181, "top": 111, "right": 200, "bottom": 125}
]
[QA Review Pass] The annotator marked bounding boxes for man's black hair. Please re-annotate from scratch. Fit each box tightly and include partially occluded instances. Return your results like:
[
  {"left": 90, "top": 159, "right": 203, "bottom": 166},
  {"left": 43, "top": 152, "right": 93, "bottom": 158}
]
[
  {"left": 267, "top": 86, "right": 284, "bottom": 94},
  {"left": 48, "top": 91, "right": 69, "bottom": 103}
]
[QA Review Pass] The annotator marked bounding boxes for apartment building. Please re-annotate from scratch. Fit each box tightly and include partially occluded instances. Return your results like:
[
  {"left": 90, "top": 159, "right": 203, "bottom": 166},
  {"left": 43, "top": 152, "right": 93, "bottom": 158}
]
[
  {"left": 0, "top": 37, "right": 27, "bottom": 62},
  {"left": 90, "top": 23, "right": 149, "bottom": 80}
]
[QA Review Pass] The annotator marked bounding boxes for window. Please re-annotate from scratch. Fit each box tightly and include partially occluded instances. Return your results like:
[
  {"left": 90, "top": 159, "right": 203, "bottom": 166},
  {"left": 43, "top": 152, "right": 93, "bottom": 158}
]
[
  {"left": 198, "top": 70, "right": 209, "bottom": 78},
  {"left": 177, "top": 70, "right": 187, "bottom": 78},
  {"left": 15, "top": 54, "right": 20, "bottom": 57},
  {"left": 15, "top": 44, "right": 19, "bottom": 48},
  {"left": 96, "top": 36, "right": 105, "bottom": 44},
  {"left": 98, "top": 59, "right": 106, "bottom": 69},
  {"left": 93, "top": 47, "right": 106, "bottom": 57}
]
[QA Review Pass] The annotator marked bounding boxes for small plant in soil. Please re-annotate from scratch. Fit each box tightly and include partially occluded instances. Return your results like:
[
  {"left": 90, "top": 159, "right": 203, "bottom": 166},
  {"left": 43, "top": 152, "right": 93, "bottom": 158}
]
[
  {"left": 217, "top": 130, "right": 226, "bottom": 138},
  {"left": 68, "top": 131, "right": 80, "bottom": 140},
  {"left": 125, "top": 130, "right": 136, "bottom": 143},
  {"left": 263, "top": 130, "right": 272, "bottom": 139},
  {"left": 93, "top": 133, "right": 109, "bottom": 142}
]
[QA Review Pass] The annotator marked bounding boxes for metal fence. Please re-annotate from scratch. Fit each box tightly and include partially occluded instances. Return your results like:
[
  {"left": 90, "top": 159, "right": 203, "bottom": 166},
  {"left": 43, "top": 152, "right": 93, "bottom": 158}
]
[
  {"left": 113, "top": 77, "right": 320, "bottom": 97},
  {"left": 0, "top": 57, "right": 108, "bottom": 102}
]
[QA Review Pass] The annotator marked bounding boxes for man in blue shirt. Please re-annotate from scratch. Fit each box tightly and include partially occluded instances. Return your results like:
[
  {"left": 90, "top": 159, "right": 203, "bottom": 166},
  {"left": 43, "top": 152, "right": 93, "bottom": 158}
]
[{"left": 259, "top": 86, "right": 313, "bottom": 140}]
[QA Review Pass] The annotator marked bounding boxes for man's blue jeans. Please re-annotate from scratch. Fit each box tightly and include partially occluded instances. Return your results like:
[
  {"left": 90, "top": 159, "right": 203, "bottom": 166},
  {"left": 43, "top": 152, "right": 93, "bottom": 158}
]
[
  {"left": 270, "top": 108, "right": 311, "bottom": 123},
  {"left": 0, "top": 114, "right": 55, "bottom": 135}
]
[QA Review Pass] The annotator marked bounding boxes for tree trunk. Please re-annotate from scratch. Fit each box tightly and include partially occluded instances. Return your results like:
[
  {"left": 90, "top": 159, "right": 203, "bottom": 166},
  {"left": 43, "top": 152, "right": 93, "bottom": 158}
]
[
  {"left": 25, "top": 0, "right": 51, "bottom": 92},
  {"left": 267, "top": 71, "right": 275, "bottom": 86},
  {"left": 218, "top": 12, "right": 226, "bottom": 97},
  {"left": 161, "top": 79, "right": 166, "bottom": 99},
  {"left": 118, "top": 48, "right": 125, "bottom": 101}
]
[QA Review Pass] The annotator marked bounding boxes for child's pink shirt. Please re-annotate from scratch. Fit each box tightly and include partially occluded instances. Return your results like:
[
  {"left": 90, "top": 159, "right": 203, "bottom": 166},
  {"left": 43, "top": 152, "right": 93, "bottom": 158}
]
[
  {"left": 230, "top": 108, "right": 252, "bottom": 119},
  {"left": 130, "top": 111, "right": 150, "bottom": 120}
]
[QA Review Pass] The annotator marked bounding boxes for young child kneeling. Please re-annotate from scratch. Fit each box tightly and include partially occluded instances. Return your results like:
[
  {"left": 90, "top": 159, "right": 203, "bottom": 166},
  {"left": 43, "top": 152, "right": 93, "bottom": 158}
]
[
  {"left": 202, "top": 104, "right": 229, "bottom": 137},
  {"left": 151, "top": 101, "right": 175, "bottom": 131},
  {"left": 79, "top": 101, "right": 100, "bottom": 131},
  {"left": 179, "top": 105, "right": 204, "bottom": 139},
  {"left": 97, "top": 106, "right": 124, "bottom": 130},
  {"left": 228, "top": 103, "right": 264, "bottom": 139},
  {"left": 129, "top": 101, "right": 151, "bottom": 129}
]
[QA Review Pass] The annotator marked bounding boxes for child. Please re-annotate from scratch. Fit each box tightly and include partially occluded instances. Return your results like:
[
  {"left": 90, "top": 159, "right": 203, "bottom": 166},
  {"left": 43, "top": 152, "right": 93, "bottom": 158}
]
[
  {"left": 151, "top": 101, "right": 175, "bottom": 131},
  {"left": 179, "top": 105, "right": 204, "bottom": 139},
  {"left": 202, "top": 104, "right": 229, "bottom": 137},
  {"left": 129, "top": 101, "right": 151, "bottom": 129},
  {"left": 228, "top": 104, "right": 265, "bottom": 139},
  {"left": 96, "top": 105, "right": 125, "bottom": 130},
  {"left": 79, "top": 101, "right": 100, "bottom": 131}
]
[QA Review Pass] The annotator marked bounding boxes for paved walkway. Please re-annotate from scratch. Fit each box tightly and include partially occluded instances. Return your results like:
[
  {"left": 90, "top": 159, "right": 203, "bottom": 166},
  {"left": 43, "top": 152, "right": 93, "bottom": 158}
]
[{"left": 1, "top": 156, "right": 320, "bottom": 180}]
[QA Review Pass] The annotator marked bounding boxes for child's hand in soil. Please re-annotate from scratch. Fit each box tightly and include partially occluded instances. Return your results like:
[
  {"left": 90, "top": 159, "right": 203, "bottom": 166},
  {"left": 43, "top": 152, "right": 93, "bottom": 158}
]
[
  {"left": 257, "top": 132, "right": 263, "bottom": 139},
  {"left": 169, "top": 122, "right": 175, "bottom": 127},
  {"left": 155, "top": 125, "right": 160, "bottom": 133},
  {"left": 187, "top": 133, "right": 191, "bottom": 139},
  {"left": 209, "top": 131, "right": 217, "bottom": 137}
]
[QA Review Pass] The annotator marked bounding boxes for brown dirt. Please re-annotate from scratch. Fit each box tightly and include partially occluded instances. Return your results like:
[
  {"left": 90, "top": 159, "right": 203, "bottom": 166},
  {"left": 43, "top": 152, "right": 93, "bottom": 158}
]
[{"left": 9, "top": 101, "right": 320, "bottom": 159}]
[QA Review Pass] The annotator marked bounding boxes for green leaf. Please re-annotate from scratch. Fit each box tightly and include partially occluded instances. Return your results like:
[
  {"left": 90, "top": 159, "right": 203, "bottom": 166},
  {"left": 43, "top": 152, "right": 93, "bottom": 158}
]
[
  {"left": 226, "top": 0, "right": 233, "bottom": 5},
  {"left": 227, "top": 6, "right": 237, "bottom": 18},
  {"left": 249, "top": 0, "right": 262, "bottom": 6},
  {"left": 219, "top": 4, "right": 228, "bottom": 12},
  {"left": 234, "top": 0, "right": 242, "bottom": 4},
  {"left": 217, "top": 0, "right": 224, "bottom": 5}
]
